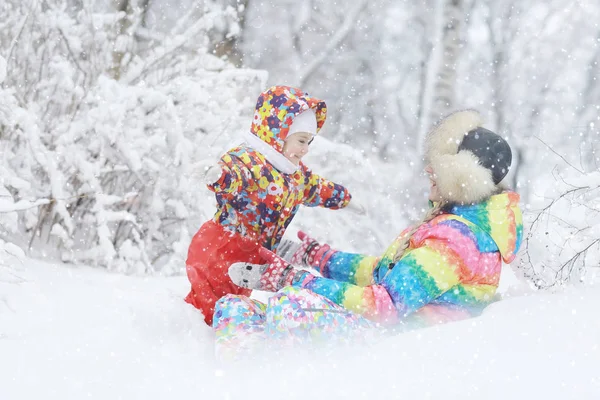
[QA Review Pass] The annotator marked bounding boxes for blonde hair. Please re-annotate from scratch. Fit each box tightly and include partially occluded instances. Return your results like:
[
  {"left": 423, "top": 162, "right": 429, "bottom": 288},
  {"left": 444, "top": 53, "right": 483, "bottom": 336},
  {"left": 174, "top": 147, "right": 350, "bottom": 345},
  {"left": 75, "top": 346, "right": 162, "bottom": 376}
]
[{"left": 392, "top": 200, "right": 447, "bottom": 263}]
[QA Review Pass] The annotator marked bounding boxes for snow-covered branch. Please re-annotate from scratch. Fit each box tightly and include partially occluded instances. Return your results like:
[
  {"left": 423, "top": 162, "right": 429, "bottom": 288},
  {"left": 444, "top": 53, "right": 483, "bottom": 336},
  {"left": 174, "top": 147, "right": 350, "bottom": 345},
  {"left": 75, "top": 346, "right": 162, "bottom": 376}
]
[
  {"left": 122, "top": 9, "right": 221, "bottom": 84},
  {"left": 0, "top": 198, "right": 51, "bottom": 213}
]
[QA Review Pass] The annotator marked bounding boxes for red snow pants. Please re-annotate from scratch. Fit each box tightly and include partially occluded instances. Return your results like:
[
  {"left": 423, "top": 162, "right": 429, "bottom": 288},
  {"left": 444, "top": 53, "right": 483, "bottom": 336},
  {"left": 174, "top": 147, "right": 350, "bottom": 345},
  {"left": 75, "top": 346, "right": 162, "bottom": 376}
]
[{"left": 184, "top": 220, "right": 261, "bottom": 326}]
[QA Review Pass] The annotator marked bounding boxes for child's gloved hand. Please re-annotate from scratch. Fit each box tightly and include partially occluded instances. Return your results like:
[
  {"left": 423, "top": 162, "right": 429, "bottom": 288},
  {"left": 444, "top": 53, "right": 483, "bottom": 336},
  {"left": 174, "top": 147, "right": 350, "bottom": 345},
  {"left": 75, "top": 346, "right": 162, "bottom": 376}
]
[
  {"left": 345, "top": 197, "right": 367, "bottom": 216},
  {"left": 191, "top": 159, "right": 223, "bottom": 185},
  {"left": 276, "top": 239, "right": 302, "bottom": 263},
  {"left": 228, "top": 247, "right": 304, "bottom": 292},
  {"left": 290, "top": 231, "right": 331, "bottom": 270}
]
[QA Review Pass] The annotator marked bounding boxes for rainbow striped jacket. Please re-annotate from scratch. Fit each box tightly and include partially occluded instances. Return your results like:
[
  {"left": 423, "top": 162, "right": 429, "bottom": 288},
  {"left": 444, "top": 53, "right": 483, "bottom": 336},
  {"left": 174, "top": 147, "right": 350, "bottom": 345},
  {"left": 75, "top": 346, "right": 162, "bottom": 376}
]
[{"left": 294, "top": 191, "right": 523, "bottom": 325}]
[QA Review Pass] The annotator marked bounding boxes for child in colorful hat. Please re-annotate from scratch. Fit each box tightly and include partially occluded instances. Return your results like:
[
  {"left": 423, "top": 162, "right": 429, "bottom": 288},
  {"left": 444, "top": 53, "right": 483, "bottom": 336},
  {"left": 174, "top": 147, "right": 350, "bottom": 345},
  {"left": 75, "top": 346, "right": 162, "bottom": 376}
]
[{"left": 185, "top": 85, "right": 363, "bottom": 326}]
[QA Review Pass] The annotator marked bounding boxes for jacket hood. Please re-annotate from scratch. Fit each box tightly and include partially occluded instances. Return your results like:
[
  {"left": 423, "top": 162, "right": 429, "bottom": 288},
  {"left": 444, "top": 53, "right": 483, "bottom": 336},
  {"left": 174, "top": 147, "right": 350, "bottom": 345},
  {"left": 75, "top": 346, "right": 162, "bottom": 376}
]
[
  {"left": 448, "top": 191, "right": 523, "bottom": 263},
  {"left": 249, "top": 85, "right": 327, "bottom": 153}
]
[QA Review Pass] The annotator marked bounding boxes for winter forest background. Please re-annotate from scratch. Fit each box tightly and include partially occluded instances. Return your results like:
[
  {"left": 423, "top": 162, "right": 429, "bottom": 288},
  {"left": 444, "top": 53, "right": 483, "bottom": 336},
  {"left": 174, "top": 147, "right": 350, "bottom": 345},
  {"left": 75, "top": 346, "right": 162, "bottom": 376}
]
[{"left": 1, "top": 0, "right": 599, "bottom": 289}]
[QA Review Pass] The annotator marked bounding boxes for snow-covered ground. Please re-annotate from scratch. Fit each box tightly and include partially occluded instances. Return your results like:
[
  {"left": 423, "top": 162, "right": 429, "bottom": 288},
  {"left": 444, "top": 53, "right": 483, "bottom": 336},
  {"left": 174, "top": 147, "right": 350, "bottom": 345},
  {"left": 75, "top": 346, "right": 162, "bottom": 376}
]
[{"left": 2, "top": 252, "right": 600, "bottom": 399}]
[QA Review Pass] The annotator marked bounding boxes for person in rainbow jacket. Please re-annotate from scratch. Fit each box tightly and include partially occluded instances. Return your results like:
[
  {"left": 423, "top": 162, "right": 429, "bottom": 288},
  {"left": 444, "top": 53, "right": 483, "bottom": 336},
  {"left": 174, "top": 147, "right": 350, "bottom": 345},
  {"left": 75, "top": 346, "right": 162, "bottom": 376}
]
[
  {"left": 216, "top": 109, "right": 523, "bottom": 351},
  {"left": 185, "top": 85, "right": 364, "bottom": 326}
]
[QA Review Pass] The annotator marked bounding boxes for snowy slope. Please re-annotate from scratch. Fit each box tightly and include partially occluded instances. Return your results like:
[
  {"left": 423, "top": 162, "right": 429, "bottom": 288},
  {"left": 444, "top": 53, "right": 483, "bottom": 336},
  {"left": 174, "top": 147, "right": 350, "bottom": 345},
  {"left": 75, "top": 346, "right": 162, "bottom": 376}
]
[{"left": 2, "top": 254, "right": 600, "bottom": 400}]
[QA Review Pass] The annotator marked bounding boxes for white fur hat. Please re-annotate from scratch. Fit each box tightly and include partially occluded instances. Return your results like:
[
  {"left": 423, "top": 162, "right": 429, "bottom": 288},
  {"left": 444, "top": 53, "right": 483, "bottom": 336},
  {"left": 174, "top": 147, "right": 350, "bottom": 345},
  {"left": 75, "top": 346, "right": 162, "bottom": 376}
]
[
  {"left": 424, "top": 110, "right": 512, "bottom": 204},
  {"left": 288, "top": 109, "right": 317, "bottom": 137}
]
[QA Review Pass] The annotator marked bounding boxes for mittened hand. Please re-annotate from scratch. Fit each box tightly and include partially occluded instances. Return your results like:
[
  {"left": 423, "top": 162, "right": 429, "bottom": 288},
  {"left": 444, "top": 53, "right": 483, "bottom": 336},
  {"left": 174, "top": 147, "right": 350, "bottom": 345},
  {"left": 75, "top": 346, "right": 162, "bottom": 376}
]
[
  {"left": 203, "top": 165, "right": 223, "bottom": 185},
  {"left": 257, "top": 248, "right": 299, "bottom": 291},
  {"left": 276, "top": 239, "right": 302, "bottom": 263},
  {"left": 345, "top": 197, "right": 368, "bottom": 216},
  {"left": 290, "top": 231, "right": 331, "bottom": 270},
  {"left": 191, "top": 159, "right": 224, "bottom": 185}
]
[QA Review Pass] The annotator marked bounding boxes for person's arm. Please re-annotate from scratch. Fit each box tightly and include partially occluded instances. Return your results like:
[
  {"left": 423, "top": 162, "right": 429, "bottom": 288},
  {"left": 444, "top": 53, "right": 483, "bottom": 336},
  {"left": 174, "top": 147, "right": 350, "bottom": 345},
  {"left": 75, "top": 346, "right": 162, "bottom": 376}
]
[
  {"left": 302, "top": 169, "right": 351, "bottom": 209},
  {"left": 322, "top": 251, "right": 379, "bottom": 286},
  {"left": 288, "top": 232, "right": 378, "bottom": 286},
  {"left": 295, "top": 239, "right": 462, "bottom": 324}
]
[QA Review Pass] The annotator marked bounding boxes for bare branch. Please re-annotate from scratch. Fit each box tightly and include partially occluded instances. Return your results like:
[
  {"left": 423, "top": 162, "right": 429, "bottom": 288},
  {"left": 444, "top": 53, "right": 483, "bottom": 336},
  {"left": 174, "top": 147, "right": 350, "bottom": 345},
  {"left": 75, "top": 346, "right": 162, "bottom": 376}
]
[
  {"left": 534, "top": 135, "right": 584, "bottom": 174},
  {"left": 527, "top": 186, "right": 589, "bottom": 237},
  {"left": 554, "top": 239, "right": 600, "bottom": 284}
]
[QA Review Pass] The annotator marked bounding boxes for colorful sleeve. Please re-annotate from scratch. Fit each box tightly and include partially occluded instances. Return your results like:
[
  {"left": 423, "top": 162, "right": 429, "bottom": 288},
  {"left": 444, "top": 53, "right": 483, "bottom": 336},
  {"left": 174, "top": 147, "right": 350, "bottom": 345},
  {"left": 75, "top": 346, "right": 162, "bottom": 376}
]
[
  {"left": 318, "top": 250, "right": 379, "bottom": 287},
  {"left": 302, "top": 170, "right": 351, "bottom": 209}
]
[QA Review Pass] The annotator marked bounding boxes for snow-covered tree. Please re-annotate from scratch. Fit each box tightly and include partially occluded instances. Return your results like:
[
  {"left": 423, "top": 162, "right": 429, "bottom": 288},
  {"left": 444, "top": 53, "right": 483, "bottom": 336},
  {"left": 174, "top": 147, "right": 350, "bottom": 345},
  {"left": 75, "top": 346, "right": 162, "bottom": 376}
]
[
  {"left": 0, "top": 0, "right": 265, "bottom": 274},
  {"left": 419, "top": 0, "right": 466, "bottom": 142}
]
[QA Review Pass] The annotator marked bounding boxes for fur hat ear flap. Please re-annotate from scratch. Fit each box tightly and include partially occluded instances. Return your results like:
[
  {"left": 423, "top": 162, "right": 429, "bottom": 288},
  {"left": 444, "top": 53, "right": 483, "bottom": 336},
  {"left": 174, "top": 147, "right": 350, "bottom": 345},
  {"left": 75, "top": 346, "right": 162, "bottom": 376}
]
[
  {"left": 430, "top": 152, "right": 496, "bottom": 204},
  {"left": 425, "top": 110, "right": 483, "bottom": 164}
]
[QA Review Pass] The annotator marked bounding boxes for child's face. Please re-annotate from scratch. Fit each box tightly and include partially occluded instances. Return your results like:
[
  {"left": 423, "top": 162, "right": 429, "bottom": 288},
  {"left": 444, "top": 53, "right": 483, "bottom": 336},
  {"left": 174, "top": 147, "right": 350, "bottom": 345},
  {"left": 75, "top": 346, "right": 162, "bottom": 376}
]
[{"left": 282, "top": 132, "right": 313, "bottom": 165}]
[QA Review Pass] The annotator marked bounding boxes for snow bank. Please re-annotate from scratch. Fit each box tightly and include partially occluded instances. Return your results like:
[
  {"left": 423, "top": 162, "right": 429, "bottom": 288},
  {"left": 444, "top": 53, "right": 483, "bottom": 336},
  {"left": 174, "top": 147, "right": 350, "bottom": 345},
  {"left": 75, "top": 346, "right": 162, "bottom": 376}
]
[{"left": 2, "top": 252, "right": 599, "bottom": 399}]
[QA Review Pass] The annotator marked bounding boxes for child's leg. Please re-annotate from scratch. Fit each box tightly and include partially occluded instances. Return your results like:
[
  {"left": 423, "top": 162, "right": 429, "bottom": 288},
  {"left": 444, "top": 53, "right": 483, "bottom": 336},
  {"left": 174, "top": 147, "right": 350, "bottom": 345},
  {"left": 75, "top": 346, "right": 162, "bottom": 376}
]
[
  {"left": 186, "top": 258, "right": 253, "bottom": 326},
  {"left": 213, "top": 295, "right": 267, "bottom": 361},
  {"left": 184, "top": 268, "right": 219, "bottom": 325},
  {"left": 185, "top": 220, "right": 226, "bottom": 325},
  {"left": 185, "top": 220, "right": 257, "bottom": 325}
]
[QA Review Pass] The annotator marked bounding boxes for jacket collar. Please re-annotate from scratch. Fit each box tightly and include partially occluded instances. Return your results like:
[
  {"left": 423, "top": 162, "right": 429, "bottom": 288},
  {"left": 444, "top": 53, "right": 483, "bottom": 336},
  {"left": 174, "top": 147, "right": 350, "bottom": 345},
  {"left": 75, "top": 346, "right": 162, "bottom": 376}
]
[{"left": 241, "top": 131, "right": 299, "bottom": 174}]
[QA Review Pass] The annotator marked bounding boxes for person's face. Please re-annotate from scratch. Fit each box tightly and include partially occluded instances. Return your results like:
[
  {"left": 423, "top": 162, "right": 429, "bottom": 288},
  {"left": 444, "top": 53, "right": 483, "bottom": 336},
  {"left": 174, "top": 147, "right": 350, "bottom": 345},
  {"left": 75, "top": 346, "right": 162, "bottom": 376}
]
[
  {"left": 425, "top": 165, "right": 441, "bottom": 202},
  {"left": 282, "top": 132, "right": 313, "bottom": 165}
]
